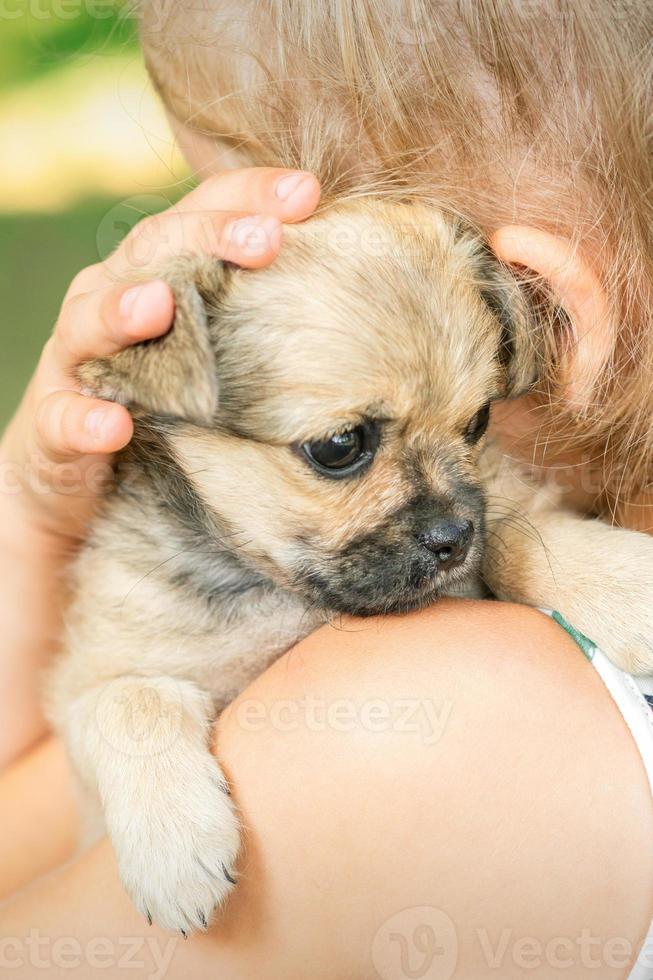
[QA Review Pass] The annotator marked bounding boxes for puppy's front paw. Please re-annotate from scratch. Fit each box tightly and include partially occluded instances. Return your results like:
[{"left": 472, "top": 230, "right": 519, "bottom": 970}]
[
  {"left": 591, "top": 608, "right": 653, "bottom": 676},
  {"left": 109, "top": 755, "right": 240, "bottom": 933},
  {"left": 560, "top": 566, "right": 653, "bottom": 675}
]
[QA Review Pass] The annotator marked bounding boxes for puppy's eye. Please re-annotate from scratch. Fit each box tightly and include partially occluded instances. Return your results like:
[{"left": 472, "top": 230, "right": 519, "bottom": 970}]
[
  {"left": 464, "top": 402, "right": 491, "bottom": 444},
  {"left": 301, "top": 423, "right": 378, "bottom": 478}
]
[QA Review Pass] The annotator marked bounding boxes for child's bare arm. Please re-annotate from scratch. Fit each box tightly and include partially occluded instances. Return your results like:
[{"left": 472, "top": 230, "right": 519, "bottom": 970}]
[
  {"left": 0, "top": 602, "right": 650, "bottom": 978},
  {"left": 0, "top": 168, "right": 320, "bottom": 769}
]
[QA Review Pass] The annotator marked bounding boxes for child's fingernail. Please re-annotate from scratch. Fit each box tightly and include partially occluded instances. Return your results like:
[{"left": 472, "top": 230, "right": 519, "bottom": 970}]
[
  {"left": 275, "top": 172, "right": 312, "bottom": 201},
  {"left": 229, "top": 215, "right": 282, "bottom": 255},
  {"left": 119, "top": 284, "right": 142, "bottom": 319},
  {"left": 119, "top": 281, "right": 170, "bottom": 329},
  {"left": 85, "top": 408, "right": 111, "bottom": 440},
  {"left": 85, "top": 405, "right": 126, "bottom": 442}
]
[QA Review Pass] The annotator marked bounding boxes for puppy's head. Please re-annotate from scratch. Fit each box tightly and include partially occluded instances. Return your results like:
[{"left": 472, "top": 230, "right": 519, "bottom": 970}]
[{"left": 82, "top": 200, "right": 540, "bottom": 615}]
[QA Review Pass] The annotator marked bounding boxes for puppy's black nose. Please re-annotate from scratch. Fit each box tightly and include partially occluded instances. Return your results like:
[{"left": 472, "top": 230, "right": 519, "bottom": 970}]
[{"left": 418, "top": 519, "right": 473, "bottom": 569}]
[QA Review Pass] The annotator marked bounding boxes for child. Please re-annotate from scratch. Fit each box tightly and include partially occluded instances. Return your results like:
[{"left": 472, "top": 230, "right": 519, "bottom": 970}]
[{"left": 0, "top": 3, "right": 652, "bottom": 973}]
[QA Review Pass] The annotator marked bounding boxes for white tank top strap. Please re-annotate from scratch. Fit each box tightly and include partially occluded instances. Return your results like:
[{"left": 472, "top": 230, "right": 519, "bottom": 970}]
[{"left": 540, "top": 609, "right": 653, "bottom": 979}]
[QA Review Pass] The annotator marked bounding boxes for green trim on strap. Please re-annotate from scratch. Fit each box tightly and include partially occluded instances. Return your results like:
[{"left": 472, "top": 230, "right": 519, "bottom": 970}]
[{"left": 550, "top": 610, "right": 597, "bottom": 661}]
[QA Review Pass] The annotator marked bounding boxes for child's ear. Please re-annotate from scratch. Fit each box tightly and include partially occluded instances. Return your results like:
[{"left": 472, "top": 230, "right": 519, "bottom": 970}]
[
  {"left": 79, "top": 257, "right": 228, "bottom": 425},
  {"left": 490, "top": 226, "right": 615, "bottom": 408}
]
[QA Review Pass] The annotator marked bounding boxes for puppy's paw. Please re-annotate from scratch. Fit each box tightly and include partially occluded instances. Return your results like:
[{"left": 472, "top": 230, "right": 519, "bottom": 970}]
[
  {"left": 590, "top": 607, "right": 653, "bottom": 675},
  {"left": 563, "top": 572, "right": 653, "bottom": 674},
  {"left": 521, "top": 522, "right": 653, "bottom": 676},
  {"left": 109, "top": 756, "right": 240, "bottom": 933}
]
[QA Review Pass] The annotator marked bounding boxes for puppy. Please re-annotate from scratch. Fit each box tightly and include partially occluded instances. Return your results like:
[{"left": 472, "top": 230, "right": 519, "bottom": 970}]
[{"left": 46, "top": 199, "right": 653, "bottom": 933}]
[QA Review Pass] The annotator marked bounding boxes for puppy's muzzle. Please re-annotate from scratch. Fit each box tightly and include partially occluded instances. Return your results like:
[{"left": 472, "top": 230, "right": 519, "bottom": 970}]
[{"left": 417, "top": 519, "right": 474, "bottom": 571}]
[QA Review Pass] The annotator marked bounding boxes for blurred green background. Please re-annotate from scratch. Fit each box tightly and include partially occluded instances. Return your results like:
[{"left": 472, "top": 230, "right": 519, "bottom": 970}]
[{"left": 0, "top": 2, "right": 190, "bottom": 425}]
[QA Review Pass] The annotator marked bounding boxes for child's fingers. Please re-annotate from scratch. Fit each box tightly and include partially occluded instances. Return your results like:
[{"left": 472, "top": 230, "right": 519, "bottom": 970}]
[
  {"left": 178, "top": 168, "right": 321, "bottom": 224},
  {"left": 34, "top": 390, "right": 133, "bottom": 461},
  {"left": 33, "top": 168, "right": 321, "bottom": 454},
  {"left": 54, "top": 280, "right": 174, "bottom": 372},
  {"left": 62, "top": 170, "right": 319, "bottom": 306},
  {"left": 105, "top": 169, "right": 320, "bottom": 277},
  {"left": 105, "top": 208, "right": 285, "bottom": 278},
  {"left": 4, "top": 169, "right": 322, "bottom": 531}
]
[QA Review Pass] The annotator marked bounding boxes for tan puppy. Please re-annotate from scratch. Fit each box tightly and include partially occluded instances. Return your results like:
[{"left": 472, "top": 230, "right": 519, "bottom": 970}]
[{"left": 46, "top": 200, "right": 653, "bottom": 933}]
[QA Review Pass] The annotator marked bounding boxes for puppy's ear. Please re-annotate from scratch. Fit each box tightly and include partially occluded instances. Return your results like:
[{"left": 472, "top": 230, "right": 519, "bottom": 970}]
[
  {"left": 472, "top": 240, "right": 545, "bottom": 398},
  {"left": 452, "top": 219, "right": 544, "bottom": 398},
  {"left": 79, "top": 256, "right": 227, "bottom": 424}
]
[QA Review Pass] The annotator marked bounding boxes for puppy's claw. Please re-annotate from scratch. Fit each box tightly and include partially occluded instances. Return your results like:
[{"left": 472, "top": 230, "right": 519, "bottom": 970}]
[
  {"left": 217, "top": 777, "right": 231, "bottom": 796},
  {"left": 145, "top": 909, "right": 152, "bottom": 927},
  {"left": 222, "top": 863, "right": 237, "bottom": 885},
  {"left": 112, "top": 757, "right": 239, "bottom": 934}
]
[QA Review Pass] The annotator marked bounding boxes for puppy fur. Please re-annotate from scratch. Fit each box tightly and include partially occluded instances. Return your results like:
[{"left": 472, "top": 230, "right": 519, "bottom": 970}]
[{"left": 46, "top": 200, "right": 653, "bottom": 933}]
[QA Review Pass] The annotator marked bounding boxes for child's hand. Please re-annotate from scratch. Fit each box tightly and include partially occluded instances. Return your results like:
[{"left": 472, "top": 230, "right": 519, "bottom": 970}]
[{"left": 1, "top": 168, "right": 320, "bottom": 542}]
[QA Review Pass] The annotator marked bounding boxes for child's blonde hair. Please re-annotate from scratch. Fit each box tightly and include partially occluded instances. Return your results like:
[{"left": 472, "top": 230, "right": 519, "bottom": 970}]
[{"left": 140, "top": 0, "right": 653, "bottom": 518}]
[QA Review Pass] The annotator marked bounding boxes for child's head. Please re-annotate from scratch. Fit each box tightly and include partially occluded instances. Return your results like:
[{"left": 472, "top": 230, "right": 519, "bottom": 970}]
[{"left": 139, "top": 0, "right": 653, "bottom": 515}]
